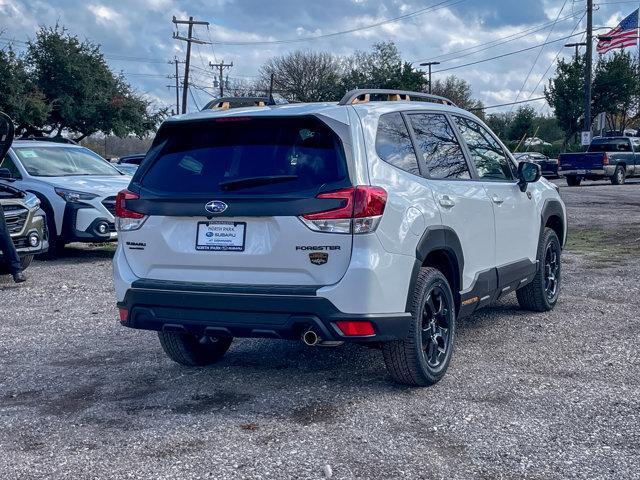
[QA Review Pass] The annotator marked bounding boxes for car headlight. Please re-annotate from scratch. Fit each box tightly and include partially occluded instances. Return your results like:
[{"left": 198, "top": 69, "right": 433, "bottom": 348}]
[
  {"left": 23, "top": 193, "right": 41, "bottom": 209},
  {"left": 54, "top": 187, "right": 98, "bottom": 203}
]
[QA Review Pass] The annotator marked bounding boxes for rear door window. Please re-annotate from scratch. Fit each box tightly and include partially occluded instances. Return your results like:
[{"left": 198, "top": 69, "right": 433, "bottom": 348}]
[
  {"left": 408, "top": 113, "right": 471, "bottom": 180},
  {"left": 139, "top": 116, "right": 348, "bottom": 195},
  {"left": 375, "top": 112, "right": 420, "bottom": 176}
]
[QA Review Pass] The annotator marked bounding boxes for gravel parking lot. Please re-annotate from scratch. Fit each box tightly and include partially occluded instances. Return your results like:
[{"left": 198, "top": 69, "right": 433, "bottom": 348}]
[{"left": 1, "top": 179, "right": 639, "bottom": 480}]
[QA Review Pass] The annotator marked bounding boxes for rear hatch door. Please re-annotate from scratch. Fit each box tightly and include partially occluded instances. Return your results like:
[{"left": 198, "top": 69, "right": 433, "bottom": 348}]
[{"left": 122, "top": 115, "right": 354, "bottom": 286}]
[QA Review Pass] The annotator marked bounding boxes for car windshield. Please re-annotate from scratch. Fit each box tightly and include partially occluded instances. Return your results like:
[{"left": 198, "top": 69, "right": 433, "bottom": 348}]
[
  {"left": 13, "top": 146, "right": 122, "bottom": 177},
  {"left": 588, "top": 138, "right": 632, "bottom": 153}
]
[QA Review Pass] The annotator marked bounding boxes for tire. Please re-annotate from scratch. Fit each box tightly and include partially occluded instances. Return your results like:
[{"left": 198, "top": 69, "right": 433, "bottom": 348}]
[
  {"left": 516, "top": 228, "right": 561, "bottom": 312},
  {"left": 566, "top": 176, "right": 581, "bottom": 187},
  {"left": 20, "top": 255, "right": 33, "bottom": 270},
  {"left": 40, "top": 210, "right": 64, "bottom": 259},
  {"left": 611, "top": 166, "right": 626, "bottom": 185},
  {"left": 158, "top": 331, "right": 232, "bottom": 366},
  {"left": 382, "top": 267, "right": 456, "bottom": 387}
]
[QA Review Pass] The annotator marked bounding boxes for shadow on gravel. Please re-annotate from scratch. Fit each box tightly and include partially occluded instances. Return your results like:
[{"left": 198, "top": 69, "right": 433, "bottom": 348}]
[{"left": 35, "top": 243, "right": 116, "bottom": 265}]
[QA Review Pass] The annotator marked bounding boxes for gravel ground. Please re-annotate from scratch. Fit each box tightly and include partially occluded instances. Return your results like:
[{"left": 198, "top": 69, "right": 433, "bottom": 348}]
[{"left": 1, "top": 179, "right": 639, "bottom": 480}]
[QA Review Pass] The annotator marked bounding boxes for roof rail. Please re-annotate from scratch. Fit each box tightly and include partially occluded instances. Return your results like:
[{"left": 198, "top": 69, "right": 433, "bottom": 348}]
[{"left": 338, "top": 89, "right": 457, "bottom": 107}]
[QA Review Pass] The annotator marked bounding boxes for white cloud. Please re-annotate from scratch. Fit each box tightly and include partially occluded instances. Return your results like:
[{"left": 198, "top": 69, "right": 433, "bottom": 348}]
[{"left": 88, "top": 3, "right": 122, "bottom": 24}]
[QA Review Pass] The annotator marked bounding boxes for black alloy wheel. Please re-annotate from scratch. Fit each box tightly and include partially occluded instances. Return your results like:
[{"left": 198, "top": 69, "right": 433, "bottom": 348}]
[
  {"left": 544, "top": 241, "right": 560, "bottom": 303},
  {"left": 421, "top": 286, "right": 452, "bottom": 370}
]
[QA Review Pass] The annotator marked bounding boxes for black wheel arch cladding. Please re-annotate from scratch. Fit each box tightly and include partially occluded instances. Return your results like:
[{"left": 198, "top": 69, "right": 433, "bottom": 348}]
[
  {"left": 540, "top": 198, "right": 565, "bottom": 248},
  {"left": 407, "top": 226, "right": 464, "bottom": 312}
]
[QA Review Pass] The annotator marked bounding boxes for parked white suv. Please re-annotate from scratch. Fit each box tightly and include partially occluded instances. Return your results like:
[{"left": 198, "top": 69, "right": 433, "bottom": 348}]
[
  {"left": 113, "top": 89, "right": 566, "bottom": 386},
  {"left": 0, "top": 140, "right": 131, "bottom": 255}
]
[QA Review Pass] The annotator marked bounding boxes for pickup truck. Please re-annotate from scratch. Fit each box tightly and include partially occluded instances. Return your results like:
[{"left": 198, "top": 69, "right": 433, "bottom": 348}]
[{"left": 558, "top": 136, "right": 640, "bottom": 186}]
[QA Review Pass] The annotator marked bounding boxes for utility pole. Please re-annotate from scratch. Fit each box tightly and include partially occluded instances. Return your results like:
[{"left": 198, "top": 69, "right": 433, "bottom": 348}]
[
  {"left": 419, "top": 61, "right": 440, "bottom": 94},
  {"left": 209, "top": 60, "right": 233, "bottom": 97},
  {"left": 564, "top": 42, "right": 587, "bottom": 60},
  {"left": 583, "top": 0, "right": 594, "bottom": 142},
  {"left": 167, "top": 57, "right": 185, "bottom": 113},
  {"left": 172, "top": 16, "right": 210, "bottom": 114}
]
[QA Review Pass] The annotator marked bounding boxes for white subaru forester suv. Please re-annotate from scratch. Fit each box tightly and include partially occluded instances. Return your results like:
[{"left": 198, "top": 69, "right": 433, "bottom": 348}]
[{"left": 114, "top": 89, "right": 566, "bottom": 387}]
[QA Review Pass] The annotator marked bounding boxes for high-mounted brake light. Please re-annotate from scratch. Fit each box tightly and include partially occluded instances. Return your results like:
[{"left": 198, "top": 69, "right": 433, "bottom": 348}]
[
  {"left": 115, "top": 190, "right": 147, "bottom": 232},
  {"left": 214, "top": 117, "right": 252, "bottom": 123},
  {"left": 299, "top": 186, "right": 387, "bottom": 234}
]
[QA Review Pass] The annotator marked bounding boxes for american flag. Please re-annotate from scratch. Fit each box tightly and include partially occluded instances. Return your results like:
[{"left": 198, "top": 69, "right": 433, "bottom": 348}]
[{"left": 596, "top": 9, "right": 639, "bottom": 54}]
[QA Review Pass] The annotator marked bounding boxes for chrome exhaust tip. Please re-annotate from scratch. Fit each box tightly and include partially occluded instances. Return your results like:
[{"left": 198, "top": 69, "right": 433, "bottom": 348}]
[{"left": 302, "top": 329, "right": 320, "bottom": 346}]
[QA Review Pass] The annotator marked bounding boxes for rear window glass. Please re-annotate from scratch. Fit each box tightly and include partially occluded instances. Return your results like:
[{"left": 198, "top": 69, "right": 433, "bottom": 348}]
[
  {"left": 588, "top": 138, "right": 632, "bottom": 152},
  {"left": 140, "top": 117, "right": 348, "bottom": 195},
  {"left": 375, "top": 112, "right": 420, "bottom": 176}
]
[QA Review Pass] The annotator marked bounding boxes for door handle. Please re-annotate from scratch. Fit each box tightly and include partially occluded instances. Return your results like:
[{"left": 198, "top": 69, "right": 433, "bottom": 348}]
[
  {"left": 439, "top": 195, "right": 456, "bottom": 208},
  {"left": 491, "top": 195, "right": 504, "bottom": 205}
]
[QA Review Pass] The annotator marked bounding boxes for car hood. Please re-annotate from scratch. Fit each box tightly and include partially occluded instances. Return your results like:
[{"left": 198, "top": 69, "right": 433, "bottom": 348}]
[{"left": 43, "top": 175, "right": 131, "bottom": 196}]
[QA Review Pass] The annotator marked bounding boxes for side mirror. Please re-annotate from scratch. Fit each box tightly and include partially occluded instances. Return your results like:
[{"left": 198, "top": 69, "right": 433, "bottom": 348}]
[
  {"left": 517, "top": 161, "right": 541, "bottom": 192},
  {"left": 0, "top": 112, "right": 15, "bottom": 162}
]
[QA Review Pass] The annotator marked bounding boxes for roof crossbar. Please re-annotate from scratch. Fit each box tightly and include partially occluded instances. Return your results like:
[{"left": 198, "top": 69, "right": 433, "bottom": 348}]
[{"left": 338, "top": 89, "right": 457, "bottom": 107}]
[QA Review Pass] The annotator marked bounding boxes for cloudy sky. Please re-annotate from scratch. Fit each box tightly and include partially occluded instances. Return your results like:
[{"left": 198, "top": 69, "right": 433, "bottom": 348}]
[{"left": 0, "top": 0, "right": 636, "bottom": 113}]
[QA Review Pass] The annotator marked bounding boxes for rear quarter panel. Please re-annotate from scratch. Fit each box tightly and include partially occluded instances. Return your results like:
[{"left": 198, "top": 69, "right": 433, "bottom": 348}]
[{"left": 353, "top": 106, "right": 441, "bottom": 258}]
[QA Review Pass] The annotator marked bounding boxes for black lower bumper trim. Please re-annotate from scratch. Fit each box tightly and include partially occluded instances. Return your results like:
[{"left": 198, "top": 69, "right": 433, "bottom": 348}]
[
  {"left": 118, "top": 283, "right": 412, "bottom": 342},
  {"left": 62, "top": 202, "right": 114, "bottom": 243}
]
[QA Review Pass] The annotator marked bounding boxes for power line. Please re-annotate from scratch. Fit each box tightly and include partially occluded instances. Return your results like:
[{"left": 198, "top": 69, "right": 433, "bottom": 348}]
[
  {"left": 188, "top": 86, "right": 201, "bottom": 110},
  {"left": 509, "top": 0, "right": 570, "bottom": 111},
  {"left": 432, "top": 31, "right": 586, "bottom": 73},
  {"left": 416, "top": 12, "right": 583, "bottom": 64},
  {"left": 471, "top": 97, "right": 547, "bottom": 111},
  {"left": 207, "top": 0, "right": 466, "bottom": 45},
  {"left": 526, "top": 12, "right": 587, "bottom": 103},
  {"left": 173, "top": 15, "right": 210, "bottom": 114}
]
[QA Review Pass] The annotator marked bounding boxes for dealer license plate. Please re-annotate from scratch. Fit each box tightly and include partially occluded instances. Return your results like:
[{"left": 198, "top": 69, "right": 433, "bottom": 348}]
[{"left": 196, "top": 221, "right": 246, "bottom": 251}]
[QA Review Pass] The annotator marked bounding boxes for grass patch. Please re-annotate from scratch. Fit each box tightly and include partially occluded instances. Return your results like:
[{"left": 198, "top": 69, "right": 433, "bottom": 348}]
[{"left": 565, "top": 226, "right": 638, "bottom": 266}]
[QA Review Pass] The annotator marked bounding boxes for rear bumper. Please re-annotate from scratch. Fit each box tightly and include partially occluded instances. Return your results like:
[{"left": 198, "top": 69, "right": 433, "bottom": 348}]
[
  {"left": 559, "top": 166, "right": 614, "bottom": 177},
  {"left": 117, "top": 280, "right": 412, "bottom": 342}
]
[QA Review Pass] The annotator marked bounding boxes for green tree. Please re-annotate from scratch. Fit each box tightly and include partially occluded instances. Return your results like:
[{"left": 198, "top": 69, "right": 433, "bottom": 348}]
[
  {"left": 27, "top": 25, "right": 165, "bottom": 141},
  {"left": 486, "top": 112, "right": 513, "bottom": 141},
  {"left": 341, "top": 42, "right": 427, "bottom": 93},
  {"left": 508, "top": 106, "right": 536, "bottom": 141},
  {"left": 592, "top": 51, "right": 639, "bottom": 132},
  {"left": 0, "top": 47, "right": 50, "bottom": 135},
  {"left": 545, "top": 56, "right": 584, "bottom": 144}
]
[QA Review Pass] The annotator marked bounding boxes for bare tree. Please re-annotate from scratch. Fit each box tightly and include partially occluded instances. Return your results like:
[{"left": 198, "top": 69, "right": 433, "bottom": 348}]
[
  {"left": 259, "top": 51, "right": 343, "bottom": 103},
  {"left": 431, "top": 75, "right": 484, "bottom": 115}
]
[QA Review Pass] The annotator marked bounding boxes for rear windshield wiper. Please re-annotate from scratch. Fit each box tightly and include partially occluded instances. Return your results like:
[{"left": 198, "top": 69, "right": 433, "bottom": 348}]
[{"left": 219, "top": 175, "right": 298, "bottom": 191}]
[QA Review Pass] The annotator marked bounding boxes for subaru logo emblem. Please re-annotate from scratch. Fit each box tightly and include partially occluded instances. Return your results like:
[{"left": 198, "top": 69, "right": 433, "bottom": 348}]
[{"left": 205, "top": 200, "right": 228, "bottom": 214}]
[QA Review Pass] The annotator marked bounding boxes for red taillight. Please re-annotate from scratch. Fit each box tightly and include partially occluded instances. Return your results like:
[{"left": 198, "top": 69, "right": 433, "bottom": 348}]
[
  {"left": 118, "top": 308, "right": 128, "bottom": 323},
  {"left": 603, "top": 153, "right": 609, "bottom": 166},
  {"left": 115, "top": 189, "right": 144, "bottom": 219},
  {"left": 303, "top": 186, "right": 387, "bottom": 220},
  {"left": 335, "top": 321, "right": 375, "bottom": 337}
]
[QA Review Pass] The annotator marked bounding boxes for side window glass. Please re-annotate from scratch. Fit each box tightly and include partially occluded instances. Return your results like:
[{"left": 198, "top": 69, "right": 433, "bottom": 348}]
[
  {"left": 408, "top": 113, "right": 470, "bottom": 180},
  {"left": 0, "top": 155, "right": 21, "bottom": 179},
  {"left": 454, "top": 116, "right": 515, "bottom": 181},
  {"left": 375, "top": 112, "right": 420, "bottom": 176}
]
